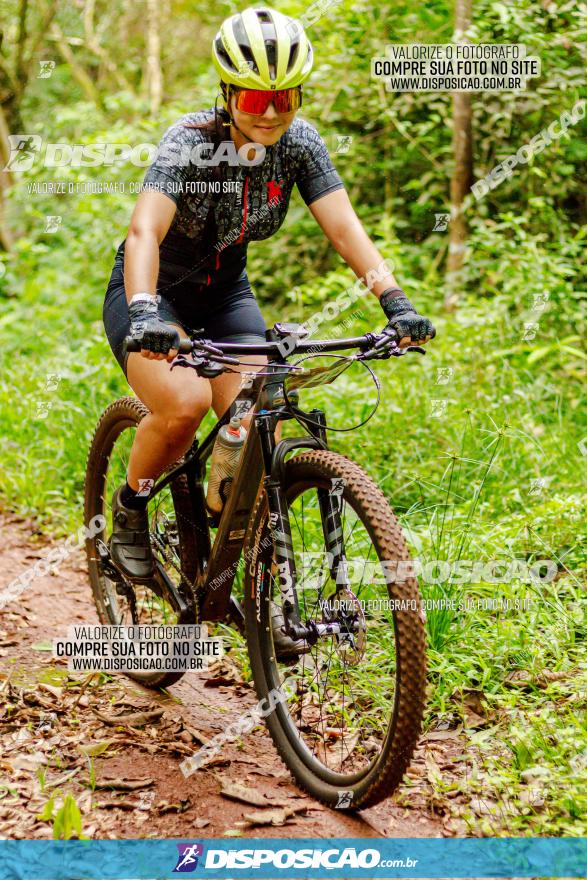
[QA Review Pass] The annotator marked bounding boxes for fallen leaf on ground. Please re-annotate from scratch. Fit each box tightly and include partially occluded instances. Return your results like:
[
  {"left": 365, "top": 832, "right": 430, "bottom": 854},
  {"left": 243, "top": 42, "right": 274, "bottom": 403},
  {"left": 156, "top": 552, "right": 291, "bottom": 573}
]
[
  {"left": 92, "top": 708, "right": 164, "bottom": 727},
  {"left": 95, "top": 799, "right": 139, "bottom": 810},
  {"left": 78, "top": 741, "right": 113, "bottom": 757},
  {"left": 10, "top": 753, "right": 48, "bottom": 772},
  {"left": 39, "top": 683, "right": 63, "bottom": 700},
  {"left": 424, "top": 751, "right": 443, "bottom": 784},
  {"left": 90, "top": 777, "right": 154, "bottom": 791},
  {"left": 244, "top": 805, "right": 308, "bottom": 827},
  {"left": 504, "top": 670, "right": 533, "bottom": 689},
  {"left": 424, "top": 726, "right": 463, "bottom": 741},
  {"left": 156, "top": 797, "right": 190, "bottom": 814},
  {"left": 463, "top": 709, "right": 488, "bottom": 729},
  {"left": 218, "top": 778, "right": 290, "bottom": 808}
]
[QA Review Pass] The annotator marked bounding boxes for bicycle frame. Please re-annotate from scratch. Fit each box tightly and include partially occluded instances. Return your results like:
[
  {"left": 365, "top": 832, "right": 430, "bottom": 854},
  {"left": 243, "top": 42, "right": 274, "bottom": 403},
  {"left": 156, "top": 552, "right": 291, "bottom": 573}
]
[{"left": 144, "top": 346, "right": 332, "bottom": 623}]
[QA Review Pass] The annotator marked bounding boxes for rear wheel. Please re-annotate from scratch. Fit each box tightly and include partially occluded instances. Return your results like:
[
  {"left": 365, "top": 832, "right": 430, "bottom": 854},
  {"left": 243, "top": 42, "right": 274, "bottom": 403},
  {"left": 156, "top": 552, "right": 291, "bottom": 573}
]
[
  {"left": 243, "top": 450, "right": 427, "bottom": 809},
  {"left": 84, "top": 396, "right": 199, "bottom": 688}
]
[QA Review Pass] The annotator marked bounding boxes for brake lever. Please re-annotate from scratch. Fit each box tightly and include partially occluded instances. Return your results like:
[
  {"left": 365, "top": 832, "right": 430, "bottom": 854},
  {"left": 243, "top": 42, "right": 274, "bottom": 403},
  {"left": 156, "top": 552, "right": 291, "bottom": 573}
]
[
  {"left": 359, "top": 337, "right": 427, "bottom": 360},
  {"left": 170, "top": 354, "right": 226, "bottom": 378}
]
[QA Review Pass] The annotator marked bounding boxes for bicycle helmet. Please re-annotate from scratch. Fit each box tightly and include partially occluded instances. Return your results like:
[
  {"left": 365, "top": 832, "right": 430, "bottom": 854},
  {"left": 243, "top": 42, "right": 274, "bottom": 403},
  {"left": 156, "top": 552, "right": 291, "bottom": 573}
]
[{"left": 212, "top": 6, "right": 313, "bottom": 91}]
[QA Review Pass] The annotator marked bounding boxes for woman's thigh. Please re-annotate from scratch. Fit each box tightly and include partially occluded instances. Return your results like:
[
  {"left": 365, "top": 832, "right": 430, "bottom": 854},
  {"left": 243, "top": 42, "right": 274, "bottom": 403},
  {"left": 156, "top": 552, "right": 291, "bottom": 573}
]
[
  {"left": 208, "top": 354, "right": 268, "bottom": 424},
  {"left": 126, "top": 322, "right": 213, "bottom": 419}
]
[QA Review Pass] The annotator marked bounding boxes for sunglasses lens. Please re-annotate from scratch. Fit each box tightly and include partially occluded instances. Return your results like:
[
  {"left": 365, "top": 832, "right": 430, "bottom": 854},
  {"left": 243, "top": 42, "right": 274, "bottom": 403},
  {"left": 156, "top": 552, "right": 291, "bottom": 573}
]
[
  {"left": 274, "top": 89, "right": 302, "bottom": 112},
  {"left": 234, "top": 88, "right": 302, "bottom": 114},
  {"left": 235, "top": 90, "right": 271, "bottom": 114}
]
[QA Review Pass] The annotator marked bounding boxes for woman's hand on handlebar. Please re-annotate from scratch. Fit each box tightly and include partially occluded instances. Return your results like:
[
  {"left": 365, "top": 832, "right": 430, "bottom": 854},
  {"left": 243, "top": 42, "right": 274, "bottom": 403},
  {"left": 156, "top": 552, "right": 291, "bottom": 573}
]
[{"left": 127, "top": 295, "right": 181, "bottom": 362}]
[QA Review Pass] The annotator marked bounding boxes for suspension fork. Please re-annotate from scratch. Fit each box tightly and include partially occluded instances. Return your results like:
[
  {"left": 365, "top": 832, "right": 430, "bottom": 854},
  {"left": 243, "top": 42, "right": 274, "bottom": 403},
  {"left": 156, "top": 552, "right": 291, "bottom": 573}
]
[
  {"left": 257, "top": 408, "right": 330, "bottom": 643},
  {"left": 306, "top": 409, "right": 351, "bottom": 594},
  {"left": 257, "top": 411, "right": 304, "bottom": 641},
  {"left": 317, "top": 484, "right": 351, "bottom": 593}
]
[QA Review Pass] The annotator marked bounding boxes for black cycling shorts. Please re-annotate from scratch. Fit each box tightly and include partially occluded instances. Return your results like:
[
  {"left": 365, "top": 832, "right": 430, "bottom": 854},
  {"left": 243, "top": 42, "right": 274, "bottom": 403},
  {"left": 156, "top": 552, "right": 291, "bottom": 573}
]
[{"left": 103, "top": 259, "right": 267, "bottom": 378}]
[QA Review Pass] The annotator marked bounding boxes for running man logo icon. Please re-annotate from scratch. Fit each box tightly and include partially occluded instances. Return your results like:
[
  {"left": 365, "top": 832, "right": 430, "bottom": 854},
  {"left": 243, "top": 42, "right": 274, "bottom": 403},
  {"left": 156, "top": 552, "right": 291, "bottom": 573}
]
[
  {"left": 433, "top": 213, "right": 450, "bottom": 232},
  {"left": 38, "top": 60, "right": 56, "bottom": 79},
  {"left": 173, "top": 843, "right": 204, "bottom": 872},
  {"left": 330, "top": 477, "right": 345, "bottom": 499},
  {"left": 336, "top": 789, "right": 354, "bottom": 808},
  {"left": 3, "top": 134, "right": 42, "bottom": 171}
]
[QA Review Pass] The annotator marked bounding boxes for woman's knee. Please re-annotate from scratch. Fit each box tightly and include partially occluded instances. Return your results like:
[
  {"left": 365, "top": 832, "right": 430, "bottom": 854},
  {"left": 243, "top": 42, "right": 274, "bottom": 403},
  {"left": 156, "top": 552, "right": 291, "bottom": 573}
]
[{"left": 155, "top": 386, "right": 213, "bottom": 441}]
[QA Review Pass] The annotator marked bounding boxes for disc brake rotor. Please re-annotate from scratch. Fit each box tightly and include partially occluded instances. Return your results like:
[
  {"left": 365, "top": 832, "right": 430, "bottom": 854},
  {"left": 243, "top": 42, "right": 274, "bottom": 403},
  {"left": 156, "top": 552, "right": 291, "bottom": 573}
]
[{"left": 321, "top": 587, "right": 366, "bottom": 666}]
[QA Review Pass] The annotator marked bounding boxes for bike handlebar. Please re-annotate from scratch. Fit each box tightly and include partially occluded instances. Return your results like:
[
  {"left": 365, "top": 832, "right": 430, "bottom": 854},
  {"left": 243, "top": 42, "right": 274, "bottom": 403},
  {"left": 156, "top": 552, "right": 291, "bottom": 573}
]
[{"left": 123, "top": 329, "right": 402, "bottom": 358}]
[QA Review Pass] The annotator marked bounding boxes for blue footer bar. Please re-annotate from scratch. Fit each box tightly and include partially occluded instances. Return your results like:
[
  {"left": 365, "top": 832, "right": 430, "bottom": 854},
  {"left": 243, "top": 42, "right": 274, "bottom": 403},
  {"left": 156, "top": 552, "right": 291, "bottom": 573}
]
[{"left": 0, "top": 838, "right": 585, "bottom": 879}]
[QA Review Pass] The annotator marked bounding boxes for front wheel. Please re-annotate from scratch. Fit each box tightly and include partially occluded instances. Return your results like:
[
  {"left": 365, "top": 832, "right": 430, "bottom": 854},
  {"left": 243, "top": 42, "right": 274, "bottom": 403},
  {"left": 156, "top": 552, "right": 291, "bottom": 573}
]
[{"left": 243, "top": 450, "right": 427, "bottom": 810}]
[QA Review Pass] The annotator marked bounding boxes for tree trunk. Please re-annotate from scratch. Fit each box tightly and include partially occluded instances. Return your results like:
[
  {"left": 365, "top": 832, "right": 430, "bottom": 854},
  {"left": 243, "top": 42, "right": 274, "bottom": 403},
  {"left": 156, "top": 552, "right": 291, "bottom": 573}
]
[
  {"left": 445, "top": 0, "right": 474, "bottom": 311},
  {"left": 145, "top": 0, "right": 162, "bottom": 116},
  {"left": 0, "top": 104, "right": 16, "bottom": 250},
  {"left": 49, "top": 24, "right": 104, "bottom": 109}
]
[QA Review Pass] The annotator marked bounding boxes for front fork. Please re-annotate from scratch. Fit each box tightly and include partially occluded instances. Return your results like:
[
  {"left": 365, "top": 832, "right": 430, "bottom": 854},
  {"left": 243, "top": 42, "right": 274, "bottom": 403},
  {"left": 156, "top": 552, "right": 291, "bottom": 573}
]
[{"left": 258, "top": 409, "right": 351, "bottom": 643}]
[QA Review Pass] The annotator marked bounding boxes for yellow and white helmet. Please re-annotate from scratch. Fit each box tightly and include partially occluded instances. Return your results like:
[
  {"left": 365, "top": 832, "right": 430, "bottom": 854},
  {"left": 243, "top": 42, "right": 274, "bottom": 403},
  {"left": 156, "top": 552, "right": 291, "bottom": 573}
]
[{"left": 212, "top": 6, "right": 313, "bottom": 90}]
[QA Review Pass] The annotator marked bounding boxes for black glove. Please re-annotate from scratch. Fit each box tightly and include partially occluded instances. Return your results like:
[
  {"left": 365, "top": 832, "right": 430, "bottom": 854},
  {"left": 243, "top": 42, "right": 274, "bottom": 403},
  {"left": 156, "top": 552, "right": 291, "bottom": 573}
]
[
  {"left": 379, "top": 289, "right": 436, "bottom": 344},
  {"left": 128, "top": 296, "right": 180, "bottom": 355}
]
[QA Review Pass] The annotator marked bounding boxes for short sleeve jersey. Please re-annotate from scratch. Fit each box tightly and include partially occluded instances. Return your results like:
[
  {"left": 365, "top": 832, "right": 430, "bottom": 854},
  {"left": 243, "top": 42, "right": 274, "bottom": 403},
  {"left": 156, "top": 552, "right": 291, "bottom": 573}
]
[{"left": 117, "top": 109, "right": 345, "bottom": 287}]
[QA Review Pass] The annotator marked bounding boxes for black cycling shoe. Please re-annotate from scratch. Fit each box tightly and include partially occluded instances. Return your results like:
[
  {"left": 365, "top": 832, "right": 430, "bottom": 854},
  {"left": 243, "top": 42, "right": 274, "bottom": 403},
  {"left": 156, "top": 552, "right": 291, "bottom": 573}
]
[{"left": 109, "top": 485, "right": 155, "bottom": 581}]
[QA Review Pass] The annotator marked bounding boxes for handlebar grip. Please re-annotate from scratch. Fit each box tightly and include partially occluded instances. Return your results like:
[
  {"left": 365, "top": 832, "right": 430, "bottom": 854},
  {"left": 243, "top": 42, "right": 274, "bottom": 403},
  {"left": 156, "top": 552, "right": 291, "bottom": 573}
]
[{"left": 123, "top": 336, "right": 193, "bottom": 354}]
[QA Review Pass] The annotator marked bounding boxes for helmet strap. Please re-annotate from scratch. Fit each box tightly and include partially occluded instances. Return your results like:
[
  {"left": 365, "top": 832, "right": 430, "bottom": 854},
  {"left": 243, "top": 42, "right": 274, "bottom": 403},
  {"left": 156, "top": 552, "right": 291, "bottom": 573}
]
[{"left": 221, "top": 83, "right": 256, "bottom": 144}]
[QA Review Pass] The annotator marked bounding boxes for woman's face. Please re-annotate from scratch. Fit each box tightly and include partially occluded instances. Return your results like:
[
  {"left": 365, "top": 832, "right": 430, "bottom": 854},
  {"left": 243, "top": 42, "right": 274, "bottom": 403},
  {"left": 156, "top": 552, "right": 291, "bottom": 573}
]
[{"left": 229, "top": 90, "right": 297, "bottom": 146}]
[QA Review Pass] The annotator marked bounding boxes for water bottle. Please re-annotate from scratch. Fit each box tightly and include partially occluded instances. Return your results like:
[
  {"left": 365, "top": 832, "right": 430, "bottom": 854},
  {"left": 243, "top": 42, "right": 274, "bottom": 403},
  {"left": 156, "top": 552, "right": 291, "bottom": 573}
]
[{"left": 206, "top": 416, "right": 247, "bottom": 514}]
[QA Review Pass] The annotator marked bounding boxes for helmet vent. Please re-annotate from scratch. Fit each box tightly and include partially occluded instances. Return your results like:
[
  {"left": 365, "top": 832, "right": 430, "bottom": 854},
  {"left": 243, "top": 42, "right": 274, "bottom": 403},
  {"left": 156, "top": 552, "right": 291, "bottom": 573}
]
[
  {"left": 214, "top": 36, "right": 238, "bottom": 74},
  {"left": 232, "top": 18, "right": 259, "bottom": 75},
  {"left": 287, "top": 40, "right": 300, "bottom": 71},
  {"left": 259, "top": 19, "right": 278, "bottom": 79}
]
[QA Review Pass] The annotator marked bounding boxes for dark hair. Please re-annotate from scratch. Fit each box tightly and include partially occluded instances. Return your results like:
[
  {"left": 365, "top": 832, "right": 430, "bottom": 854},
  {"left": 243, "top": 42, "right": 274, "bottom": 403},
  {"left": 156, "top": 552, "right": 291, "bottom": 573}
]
[{"left": 181, "top": 86, "right": 231, "bottom": 142}]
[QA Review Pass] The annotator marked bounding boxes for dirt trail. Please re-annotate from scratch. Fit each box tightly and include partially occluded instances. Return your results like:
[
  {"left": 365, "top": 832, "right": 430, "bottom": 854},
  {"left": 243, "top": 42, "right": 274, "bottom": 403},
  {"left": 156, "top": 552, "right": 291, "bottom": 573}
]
[{"left": 0, "top": 511, "right": 456, "bottom": 841}]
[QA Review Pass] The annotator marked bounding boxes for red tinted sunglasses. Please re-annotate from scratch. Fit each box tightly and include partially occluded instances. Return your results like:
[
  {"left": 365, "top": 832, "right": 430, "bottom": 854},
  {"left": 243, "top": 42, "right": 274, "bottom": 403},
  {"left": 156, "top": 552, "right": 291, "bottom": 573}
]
[{"left": 231, "top": 86, "right": 302, "bottom": 114}]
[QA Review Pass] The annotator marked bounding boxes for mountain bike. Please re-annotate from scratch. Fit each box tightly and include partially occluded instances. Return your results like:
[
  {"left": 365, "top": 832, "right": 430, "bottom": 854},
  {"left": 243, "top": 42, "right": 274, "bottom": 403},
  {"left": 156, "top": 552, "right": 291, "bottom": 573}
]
[{"left": 84, "top": 321, "right": 428, "bottom": 809}]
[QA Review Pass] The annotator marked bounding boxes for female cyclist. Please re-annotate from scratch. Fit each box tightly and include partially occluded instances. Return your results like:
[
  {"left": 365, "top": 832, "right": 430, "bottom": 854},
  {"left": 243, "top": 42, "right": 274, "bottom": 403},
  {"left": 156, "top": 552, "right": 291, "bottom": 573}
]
[{"left": 102, "top": 6, "right": 435, "bottom": 595}]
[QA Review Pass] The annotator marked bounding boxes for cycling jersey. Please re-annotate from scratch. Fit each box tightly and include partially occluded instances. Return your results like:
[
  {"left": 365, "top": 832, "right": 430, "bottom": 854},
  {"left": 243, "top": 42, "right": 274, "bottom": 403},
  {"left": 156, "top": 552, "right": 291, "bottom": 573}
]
[{"left": 113, "top": 108, "right": 345, "bottom": 291}]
